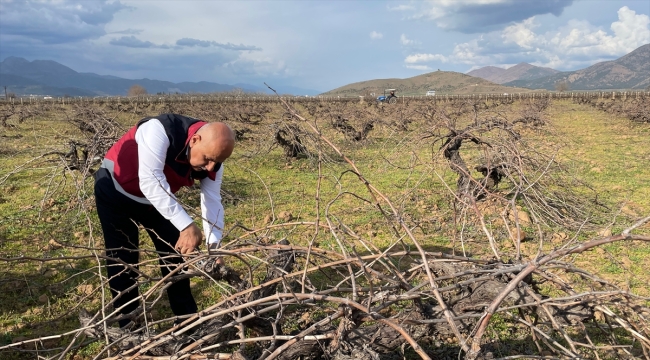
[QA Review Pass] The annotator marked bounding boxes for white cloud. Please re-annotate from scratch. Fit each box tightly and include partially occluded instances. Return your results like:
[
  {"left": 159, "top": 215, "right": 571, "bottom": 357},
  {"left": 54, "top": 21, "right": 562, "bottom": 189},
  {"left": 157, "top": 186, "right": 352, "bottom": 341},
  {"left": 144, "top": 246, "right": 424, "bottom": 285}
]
[
  {"left": 370, "top": 31, "right": 383, "bottom": 40},
  {"left": 176, "top": 38, "right": 261, "bottom": 51},
  {"left": 450, "top": 40, "right": 490, "bottom": 63},
  {"left": 405, "top": 53, "right": 448, "bottom": 63},
  {"left": 501, "top": 17, "right": 538, "bottom": 49},
  {"left": 0, "top": 0, "right": 129, "bottom": 43},
  {"left": 224, "top": 52, "right": 291, "bottom": 78},
  {"left": 110, "top": 28, "right": 143, "bottom": 35},
  {"left": 611, "top": 6, "right": 650, "bottom": 51},
  {"left": 405, "top": 64, "right": 433, "bottom": 71},
  {"left": 426, "top": 6, "right": 650, "bottom": 70},
  {"left": 542, "top": 6, "right": 649, "bottom": 63},
  {"left": 388, "top": 4, "right": 415, "bottom": 11},
  {"left": 400, "top": 34, "right": 419, "bottom": 46},
  {"left": 110, "top": 35, "right": 169, "bottom": 48},
  {"left": 407, "top": 0, "right": 574, "bottom": 33}
]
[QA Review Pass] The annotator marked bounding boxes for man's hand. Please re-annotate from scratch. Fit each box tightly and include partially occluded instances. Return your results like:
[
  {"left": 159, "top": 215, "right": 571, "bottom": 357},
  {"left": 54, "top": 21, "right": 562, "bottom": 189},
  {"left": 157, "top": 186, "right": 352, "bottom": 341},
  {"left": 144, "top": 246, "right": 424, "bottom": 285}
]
[{"left": 176, "top": 223, "right": 202, "bottom": 254}]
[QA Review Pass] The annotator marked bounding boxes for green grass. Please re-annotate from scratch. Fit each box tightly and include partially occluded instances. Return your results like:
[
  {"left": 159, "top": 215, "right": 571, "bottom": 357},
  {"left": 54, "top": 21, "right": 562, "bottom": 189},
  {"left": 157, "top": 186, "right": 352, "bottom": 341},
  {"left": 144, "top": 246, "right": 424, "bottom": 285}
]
[
  {"left": 549, "top": 101, "right": 650, "bottom": 209},
  {"left": 545, "top": 101, "right": 650, "bottom": 295}
]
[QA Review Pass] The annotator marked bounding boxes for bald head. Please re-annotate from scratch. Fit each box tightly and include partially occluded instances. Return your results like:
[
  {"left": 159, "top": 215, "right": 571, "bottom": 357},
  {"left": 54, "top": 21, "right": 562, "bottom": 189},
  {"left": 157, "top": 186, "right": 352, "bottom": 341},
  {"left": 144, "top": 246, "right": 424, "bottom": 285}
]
[
  {"left": 188, "top": 122, "right": 235, "bottom": 172},
  {"left": 197, "top": 122, "right": 235, "bottom": 152}
]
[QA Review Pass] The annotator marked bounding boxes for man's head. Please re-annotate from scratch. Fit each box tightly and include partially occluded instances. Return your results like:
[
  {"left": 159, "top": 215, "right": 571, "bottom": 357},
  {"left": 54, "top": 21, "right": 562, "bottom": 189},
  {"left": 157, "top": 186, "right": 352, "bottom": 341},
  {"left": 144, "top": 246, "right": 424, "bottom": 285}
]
[{"left": 188, "top": 122, "right": 235, "bottom": 172}]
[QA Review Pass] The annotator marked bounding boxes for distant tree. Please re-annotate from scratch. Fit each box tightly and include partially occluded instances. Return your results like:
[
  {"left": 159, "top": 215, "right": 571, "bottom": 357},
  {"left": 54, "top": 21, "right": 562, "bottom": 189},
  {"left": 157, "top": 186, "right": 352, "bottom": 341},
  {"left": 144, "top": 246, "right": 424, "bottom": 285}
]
[
  {"left": 555, "top": 81, "right": 569, "bottom": 92},
  {"left": 7, "top": 92, "right": 16, "bottom": 99},
  {"left": 646, "top": 84, "right": 650, "bottom": 91},
  {"left": 128, "top": 84, "right": 147, "bottom": 96}
]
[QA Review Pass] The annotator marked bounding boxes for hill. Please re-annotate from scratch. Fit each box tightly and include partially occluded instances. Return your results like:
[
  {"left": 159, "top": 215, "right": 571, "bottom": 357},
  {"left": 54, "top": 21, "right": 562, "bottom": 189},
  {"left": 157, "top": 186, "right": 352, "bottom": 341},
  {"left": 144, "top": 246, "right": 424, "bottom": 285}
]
[
  {"left": 504, "top": 44, "right": 650, "bottom": 90},
  {"left": 0, "top": 57, "right": 320, "bottom": 96},
  {"left": 322, "top": 71, "right": 531, "bottom": 96},
  {"left": 468, "top": 63, "right": 559, "bottom": 84}
]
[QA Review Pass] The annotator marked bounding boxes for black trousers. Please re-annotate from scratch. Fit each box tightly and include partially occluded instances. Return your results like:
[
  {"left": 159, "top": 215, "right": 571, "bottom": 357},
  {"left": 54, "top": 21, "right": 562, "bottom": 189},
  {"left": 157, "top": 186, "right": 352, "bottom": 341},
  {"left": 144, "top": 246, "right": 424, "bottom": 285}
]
[{"left": 94, "top": 168, "right": 197, "bottom": 327}]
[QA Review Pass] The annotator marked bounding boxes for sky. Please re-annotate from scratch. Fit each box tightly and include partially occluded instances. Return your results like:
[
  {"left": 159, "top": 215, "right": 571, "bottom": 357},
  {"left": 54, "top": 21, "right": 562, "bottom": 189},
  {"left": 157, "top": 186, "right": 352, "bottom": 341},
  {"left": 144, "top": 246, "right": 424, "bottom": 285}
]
[{"left": 1, "top": 0, "right": 649, "bottom": 92}]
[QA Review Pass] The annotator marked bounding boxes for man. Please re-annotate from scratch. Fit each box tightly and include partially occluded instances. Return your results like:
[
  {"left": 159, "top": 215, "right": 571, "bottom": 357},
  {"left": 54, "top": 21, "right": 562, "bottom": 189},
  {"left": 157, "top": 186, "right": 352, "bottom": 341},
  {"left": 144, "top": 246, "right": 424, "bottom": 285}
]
[{"left": 94, "top": 113, "right": 235, "bottom": 328}]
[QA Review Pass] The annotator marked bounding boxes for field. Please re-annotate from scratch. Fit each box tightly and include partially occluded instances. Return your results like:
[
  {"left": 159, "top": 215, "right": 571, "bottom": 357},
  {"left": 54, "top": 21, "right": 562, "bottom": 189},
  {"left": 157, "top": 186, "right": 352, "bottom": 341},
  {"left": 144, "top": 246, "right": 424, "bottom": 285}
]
[{"left": 1, "top": 94, "right": 649, "bottom": 359}]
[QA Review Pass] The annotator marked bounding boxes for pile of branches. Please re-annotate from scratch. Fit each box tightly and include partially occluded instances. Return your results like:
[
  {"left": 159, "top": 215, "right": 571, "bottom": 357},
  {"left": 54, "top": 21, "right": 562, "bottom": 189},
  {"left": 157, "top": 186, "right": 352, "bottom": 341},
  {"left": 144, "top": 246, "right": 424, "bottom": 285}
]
[
  {"left": 0, "top": 102, "right": 50, "bottom": 127},
  {"left": 425, "top": 100, "right": 597, "bottom": 253},
  {"left": 62, "top": 103, "right": 126, "bottom": 174},
  {"left": 574, "top": 96, "right": 650, "bottom": 123},
  {"left": 331, "top": 115, "right": 375, "bottom": 142},
  {"left": 5, "top": 219, "right": 649, "bottom": 360},
  {"left": 513, "top": 98, "right": 551, "bottom": 126},
  {"left": 274, "top": 121, "right": 310, "bottom": 158},
  {"left": 0, "top": 103, "right": 124, "bottom": 190}
]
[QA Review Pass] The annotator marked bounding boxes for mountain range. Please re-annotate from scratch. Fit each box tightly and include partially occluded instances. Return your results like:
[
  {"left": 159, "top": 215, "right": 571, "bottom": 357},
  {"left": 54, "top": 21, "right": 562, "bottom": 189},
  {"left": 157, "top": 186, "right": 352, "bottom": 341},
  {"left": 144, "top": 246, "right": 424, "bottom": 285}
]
[
  {"left": 324, "top": 44, "right": 649, "bottom": 96},
  {"left": 467, "top": 63, "right": 559, "bottom": 84},
  {"left": 3, "top": 43, "right": 648, "bottom": 98},
  {"left": 0, "top": 57, "right": 320, "bottom": 97},
  {"left": 468, "top": 44, "right": 650, "bottom": 90}
]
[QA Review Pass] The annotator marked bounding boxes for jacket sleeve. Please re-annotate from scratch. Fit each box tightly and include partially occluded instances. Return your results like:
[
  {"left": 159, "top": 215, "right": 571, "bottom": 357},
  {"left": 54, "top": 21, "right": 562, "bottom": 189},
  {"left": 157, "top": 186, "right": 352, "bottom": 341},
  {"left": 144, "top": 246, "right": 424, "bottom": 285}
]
[
  {"left": 135, "top": 119, "right": 194, "bottom": 231},
  {"left": 200, "top": 164, "right": 225, "bottom": 246}
]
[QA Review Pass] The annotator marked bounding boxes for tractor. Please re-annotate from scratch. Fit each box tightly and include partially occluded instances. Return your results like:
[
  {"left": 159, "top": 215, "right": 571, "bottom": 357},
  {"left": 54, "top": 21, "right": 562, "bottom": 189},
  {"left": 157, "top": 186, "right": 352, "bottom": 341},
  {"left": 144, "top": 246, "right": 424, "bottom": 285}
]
[{"left": 376, "top": 89, "right": 398, "bottom": 104}]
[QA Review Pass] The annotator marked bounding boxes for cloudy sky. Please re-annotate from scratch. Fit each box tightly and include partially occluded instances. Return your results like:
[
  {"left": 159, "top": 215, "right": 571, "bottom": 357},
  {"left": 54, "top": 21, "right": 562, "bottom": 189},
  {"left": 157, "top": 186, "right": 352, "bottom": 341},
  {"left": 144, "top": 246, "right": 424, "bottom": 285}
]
[{"left": 1, "top": 0, "right": 649, "bottom": 92}]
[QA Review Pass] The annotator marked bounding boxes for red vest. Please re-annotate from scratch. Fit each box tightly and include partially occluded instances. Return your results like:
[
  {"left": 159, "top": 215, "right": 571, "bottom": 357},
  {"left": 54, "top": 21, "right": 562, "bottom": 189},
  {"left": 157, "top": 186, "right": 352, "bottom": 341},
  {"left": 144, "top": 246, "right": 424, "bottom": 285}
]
[{"left": 104, "top": 114, "right": 218, "bottom": 198}]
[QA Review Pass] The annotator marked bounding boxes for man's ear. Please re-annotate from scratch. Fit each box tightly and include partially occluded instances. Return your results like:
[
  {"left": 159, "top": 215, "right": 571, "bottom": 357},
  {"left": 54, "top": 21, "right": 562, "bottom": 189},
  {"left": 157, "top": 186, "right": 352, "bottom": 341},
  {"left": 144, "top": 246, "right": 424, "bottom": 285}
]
[{"left": 189, "top": 133, "right": 201, "bottom": 147}]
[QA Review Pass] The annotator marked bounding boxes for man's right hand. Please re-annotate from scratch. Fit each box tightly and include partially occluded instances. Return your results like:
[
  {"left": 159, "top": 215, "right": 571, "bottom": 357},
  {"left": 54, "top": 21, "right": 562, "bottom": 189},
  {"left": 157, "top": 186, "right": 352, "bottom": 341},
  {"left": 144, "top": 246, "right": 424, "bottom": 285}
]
[{"left": 176, "top": 223, "right": 202, "bottom": 254}]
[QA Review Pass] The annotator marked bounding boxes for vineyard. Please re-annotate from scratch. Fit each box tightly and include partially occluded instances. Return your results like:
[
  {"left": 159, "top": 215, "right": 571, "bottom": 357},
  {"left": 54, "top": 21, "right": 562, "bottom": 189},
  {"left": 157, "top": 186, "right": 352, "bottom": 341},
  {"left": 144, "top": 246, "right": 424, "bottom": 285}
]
[{"left": 1, "top": 94, "right": 649, "bottom": 360}]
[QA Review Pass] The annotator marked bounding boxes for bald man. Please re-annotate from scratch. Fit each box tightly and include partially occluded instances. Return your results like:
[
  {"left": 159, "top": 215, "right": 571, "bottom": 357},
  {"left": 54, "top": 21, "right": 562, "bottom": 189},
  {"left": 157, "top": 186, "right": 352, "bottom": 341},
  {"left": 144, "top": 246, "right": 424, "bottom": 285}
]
[{"left": 94, "top": 114, "right": 235, "bottom": 328}]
